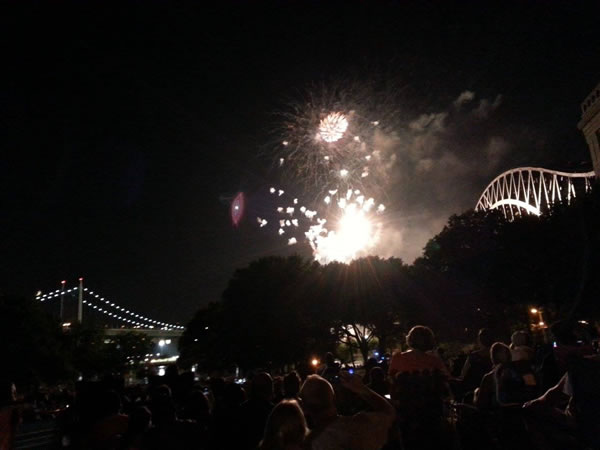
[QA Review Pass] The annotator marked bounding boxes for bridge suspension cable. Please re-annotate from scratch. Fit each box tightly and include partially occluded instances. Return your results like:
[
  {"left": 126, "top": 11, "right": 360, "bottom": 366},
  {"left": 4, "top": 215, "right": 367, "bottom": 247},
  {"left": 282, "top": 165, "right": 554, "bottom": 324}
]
[
  {"left": 36, "top": 285, "right": 185, "bottom": 330},
  {"left": 475, "top": 167, "right": 595, "bottom": 220}
]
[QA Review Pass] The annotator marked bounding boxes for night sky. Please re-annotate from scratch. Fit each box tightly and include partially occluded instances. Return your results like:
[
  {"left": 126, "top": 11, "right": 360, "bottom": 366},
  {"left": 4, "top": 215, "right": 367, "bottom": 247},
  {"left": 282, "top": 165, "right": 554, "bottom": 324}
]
[{"left": 3, "top": 1, "right": 600, "bottom": 325}]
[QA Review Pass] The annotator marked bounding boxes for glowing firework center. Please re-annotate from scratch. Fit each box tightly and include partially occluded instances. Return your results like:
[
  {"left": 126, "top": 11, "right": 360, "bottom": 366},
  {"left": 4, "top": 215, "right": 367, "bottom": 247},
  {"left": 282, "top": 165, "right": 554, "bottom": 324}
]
[
  {"left": 319, "top": 112, "right": 349, "bottom": 143},
  {"left": 305, "top": 191, "right": 383, "bottom": 264}
]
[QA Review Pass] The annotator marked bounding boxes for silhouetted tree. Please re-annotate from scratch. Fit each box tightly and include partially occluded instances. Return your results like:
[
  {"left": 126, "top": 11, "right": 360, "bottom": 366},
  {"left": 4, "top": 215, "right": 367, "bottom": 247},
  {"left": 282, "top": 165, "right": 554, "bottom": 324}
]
[{"left": 0, "top": 295, "right": 68, "bottom": 386}]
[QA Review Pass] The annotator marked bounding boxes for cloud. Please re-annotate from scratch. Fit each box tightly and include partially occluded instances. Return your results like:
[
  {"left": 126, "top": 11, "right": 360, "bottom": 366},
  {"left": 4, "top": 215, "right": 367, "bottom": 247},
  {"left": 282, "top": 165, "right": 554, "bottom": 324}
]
[
  {"left": 453, "top": 90, "right": 475, "bottom": 109},
  {"left": 473, "top": 94, "right": 503, "bottom": 119},
  {"left": 416, "top": 158, "right": 434, "bottom": 173},
  {"left": 408, "top": 112, "right": 447, "bottom": 132},
  {"left": 367, "top": 91, "right": 515, "bottom": 263},
  {"left": 485, "top": 136, "right": 510, "bottom": 170}
]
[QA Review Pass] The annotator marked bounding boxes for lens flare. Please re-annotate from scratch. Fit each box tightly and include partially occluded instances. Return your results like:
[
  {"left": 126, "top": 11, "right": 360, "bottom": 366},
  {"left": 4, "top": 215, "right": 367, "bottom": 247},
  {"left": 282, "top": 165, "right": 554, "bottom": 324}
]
[
  {"left": 231, "top": 192, "right": 245, "bottom": 226},
  {"left": 319, "top": 112, "right": 349, "bottom": 143}
]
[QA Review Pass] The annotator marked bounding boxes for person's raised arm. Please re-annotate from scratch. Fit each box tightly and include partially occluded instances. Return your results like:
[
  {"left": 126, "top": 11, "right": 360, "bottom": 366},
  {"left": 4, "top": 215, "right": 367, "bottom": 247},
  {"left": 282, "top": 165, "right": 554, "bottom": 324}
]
[{"left": 339, "top": 371, "right": 395, "bottom": 418}]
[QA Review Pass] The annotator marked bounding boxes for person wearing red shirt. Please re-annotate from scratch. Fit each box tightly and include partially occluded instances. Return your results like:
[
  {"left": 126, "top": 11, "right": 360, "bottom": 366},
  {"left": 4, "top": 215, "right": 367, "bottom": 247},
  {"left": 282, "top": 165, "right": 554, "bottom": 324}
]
[{"left": 388, "top": 326, "right": 450, "bottom": 378}]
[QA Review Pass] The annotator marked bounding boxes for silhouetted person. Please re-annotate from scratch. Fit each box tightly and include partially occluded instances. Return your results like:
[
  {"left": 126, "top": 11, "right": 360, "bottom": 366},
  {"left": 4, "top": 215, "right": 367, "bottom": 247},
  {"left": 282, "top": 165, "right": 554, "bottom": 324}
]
[
  {"left": 119, "top": 406, "right": 150, "bottom": 450},
  {"left": 389, "top": 326, "right": 449, "bottom": 377},
  {"left": 524, "top": 355, "right": 600, "bottom": 450},
  {"left": 259, "top": 399, "right": 308, "bottom": 450},
  {"left": 180, "top": 389, "right": 211, "bottom": 432},
  {"left": 362, "top": 357, "right": 379, "bottom": 384},
  {"left": 86, "top": 389, "right": 129, "bottom": 450},
  {"left": 283, "top": 372, "right": 301, "bottom": 399},
  {"left": 367, "top": 367, "right": 389, "bottom": 397},
  {"left": 145, "top": 384, "right": 202, "bottom": 449},
  {"left": 474, "top": 342, "right": 508, "bottom": 410},
  {"left": 541, "top": 320, "right": 594, "bottom": 390},
  {"left": 319, "top": 352, "right": 340, "bottom": 383},
  {"left": 300, "top": 372, "right": 395, "bottom": 450},
  {"left": 460, "top": 328, "right": 494, "bottom": 395},
  {"left": 0, "top": 381, "right": 19, "bottom": 450},
  {"left": 209, "top": 381, "right": 246, "bottom": 449},
  {"left": 510, "top": 330, "right": 534, "bottom": 362},
  {"left": 239, "top": 372, "right": 275, "bottom": 449},
  {"left": 273, "top": 376, "right": 284, "bottom": 404}
]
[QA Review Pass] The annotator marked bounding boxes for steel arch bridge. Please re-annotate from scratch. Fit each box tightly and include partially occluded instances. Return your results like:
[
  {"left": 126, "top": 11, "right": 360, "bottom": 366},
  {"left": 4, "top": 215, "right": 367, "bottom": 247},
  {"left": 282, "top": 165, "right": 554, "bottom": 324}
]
[{"left": 475, "top": 167, "right": 595, "bottom": 220}]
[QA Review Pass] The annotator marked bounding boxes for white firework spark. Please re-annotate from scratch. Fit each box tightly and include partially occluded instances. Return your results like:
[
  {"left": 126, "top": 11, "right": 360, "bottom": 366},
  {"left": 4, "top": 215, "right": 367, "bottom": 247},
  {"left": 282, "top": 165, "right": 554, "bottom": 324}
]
[{"left": 319, "top": 112, "right": 349, "bottom": 143}]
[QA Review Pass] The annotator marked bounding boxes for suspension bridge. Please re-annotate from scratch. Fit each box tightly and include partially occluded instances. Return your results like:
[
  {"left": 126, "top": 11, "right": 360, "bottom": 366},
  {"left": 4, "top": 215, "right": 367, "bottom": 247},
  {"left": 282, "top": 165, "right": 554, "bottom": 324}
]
[{"left": 35, "top": 279, "right": 185, "bottom": 331}]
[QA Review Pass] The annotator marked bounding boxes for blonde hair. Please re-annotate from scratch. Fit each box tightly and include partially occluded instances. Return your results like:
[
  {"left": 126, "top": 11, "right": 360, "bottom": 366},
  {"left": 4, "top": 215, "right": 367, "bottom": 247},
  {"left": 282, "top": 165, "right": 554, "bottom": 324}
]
[{"left": 259, "top": 399, "right": 308, "bottom": 450}]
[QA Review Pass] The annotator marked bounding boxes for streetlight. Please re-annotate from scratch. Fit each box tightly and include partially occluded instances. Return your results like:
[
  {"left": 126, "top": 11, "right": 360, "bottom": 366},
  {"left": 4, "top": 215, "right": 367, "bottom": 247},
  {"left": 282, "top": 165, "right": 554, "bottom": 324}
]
[{"left": 529, "top": 307, "right": 547, "bottom": 343}]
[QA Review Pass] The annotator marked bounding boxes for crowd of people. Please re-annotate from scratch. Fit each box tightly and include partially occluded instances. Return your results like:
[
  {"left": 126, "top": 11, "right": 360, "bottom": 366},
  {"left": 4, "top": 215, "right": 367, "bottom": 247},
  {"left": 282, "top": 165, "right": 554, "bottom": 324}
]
[{"left": 2, "top": 322, "right": 600, "bottom": 450}]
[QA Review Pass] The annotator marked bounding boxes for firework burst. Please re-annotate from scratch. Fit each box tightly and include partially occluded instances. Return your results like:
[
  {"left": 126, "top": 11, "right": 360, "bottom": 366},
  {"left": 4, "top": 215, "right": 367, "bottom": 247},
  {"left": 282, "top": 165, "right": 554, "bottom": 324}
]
[
  {"left": 259, "top": 80, "right": 404, "bottom": 263},
  {"left": 272, "top": 81, "right": 401, "bottom": 200},
  {"left": 263, "top": 185, "right": 385, "bottom": 264},
  {"left": 318, "top": 112, "right": 349, "bottom": 143}
]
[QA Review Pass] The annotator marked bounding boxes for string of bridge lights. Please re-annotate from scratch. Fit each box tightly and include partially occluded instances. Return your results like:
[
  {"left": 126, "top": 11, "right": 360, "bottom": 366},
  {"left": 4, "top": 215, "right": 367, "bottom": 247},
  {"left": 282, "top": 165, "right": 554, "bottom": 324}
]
[{"left": 35, "top": 285, "right": 185, "bottom": 330}]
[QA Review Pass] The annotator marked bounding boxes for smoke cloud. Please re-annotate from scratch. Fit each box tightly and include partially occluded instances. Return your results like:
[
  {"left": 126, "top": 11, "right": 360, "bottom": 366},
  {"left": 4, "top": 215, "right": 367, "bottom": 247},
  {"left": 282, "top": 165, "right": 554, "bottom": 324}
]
[{"left": 369, "top": 91, "right": 521, "bottom": 263}]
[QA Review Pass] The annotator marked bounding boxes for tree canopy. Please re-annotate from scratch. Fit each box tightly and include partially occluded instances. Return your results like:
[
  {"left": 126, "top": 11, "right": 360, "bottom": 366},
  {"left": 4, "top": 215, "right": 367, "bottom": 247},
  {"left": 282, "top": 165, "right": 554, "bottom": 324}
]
[{"left": 181, "top": 188, "right": 600, "bottom": 371}]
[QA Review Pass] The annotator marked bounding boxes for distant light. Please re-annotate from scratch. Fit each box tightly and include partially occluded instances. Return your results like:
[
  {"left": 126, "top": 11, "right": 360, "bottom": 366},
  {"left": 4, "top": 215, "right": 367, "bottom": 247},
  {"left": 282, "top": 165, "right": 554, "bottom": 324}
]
[
  {"left": 530, "top": 308, "right": 538, "bottom": 314},
  {"left": 62, "top": 322, "right": 71, "bottom": 327},
  {"left": 61, "top": 280, "right": 66, "bottom": 285},
  {"left": 538, "top": 321, "right": 545, "bottom": 326},
  {"left": 79, "top": 277, "right": 83, "bottom": 281},
  {"left": 165, "top": 339, "right": 171, "bottom": 345},
  {"left": 204, "top": 326, "right": 209, "bottom": 330},
  {"left": 36, "top": 290, "right": 42, "bottom": 297},
  {"left": 311, "top": 358, "right": 319, "bottom": 367},
  {"left": 374, "top": 351, "right": 379, "bottom": 357},
  {"left": 158, "top": 340, "right": 165, "bottom": 347}
]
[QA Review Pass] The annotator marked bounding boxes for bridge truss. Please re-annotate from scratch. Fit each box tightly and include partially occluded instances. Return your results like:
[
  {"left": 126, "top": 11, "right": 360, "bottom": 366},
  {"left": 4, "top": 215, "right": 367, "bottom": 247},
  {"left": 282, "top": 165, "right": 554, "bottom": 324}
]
[{"left": 475, "top": 167, "right": 595, "bottom": 220}]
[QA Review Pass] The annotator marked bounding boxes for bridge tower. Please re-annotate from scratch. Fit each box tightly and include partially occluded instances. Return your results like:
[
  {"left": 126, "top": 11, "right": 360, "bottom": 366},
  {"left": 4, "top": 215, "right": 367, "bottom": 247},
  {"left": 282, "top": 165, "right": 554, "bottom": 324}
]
[
  {"left": 78, "top": 277, "right": 83, "bottom": 323},
  {"left": 578, "top": 81, "right": 600, "bottom": 177}
]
